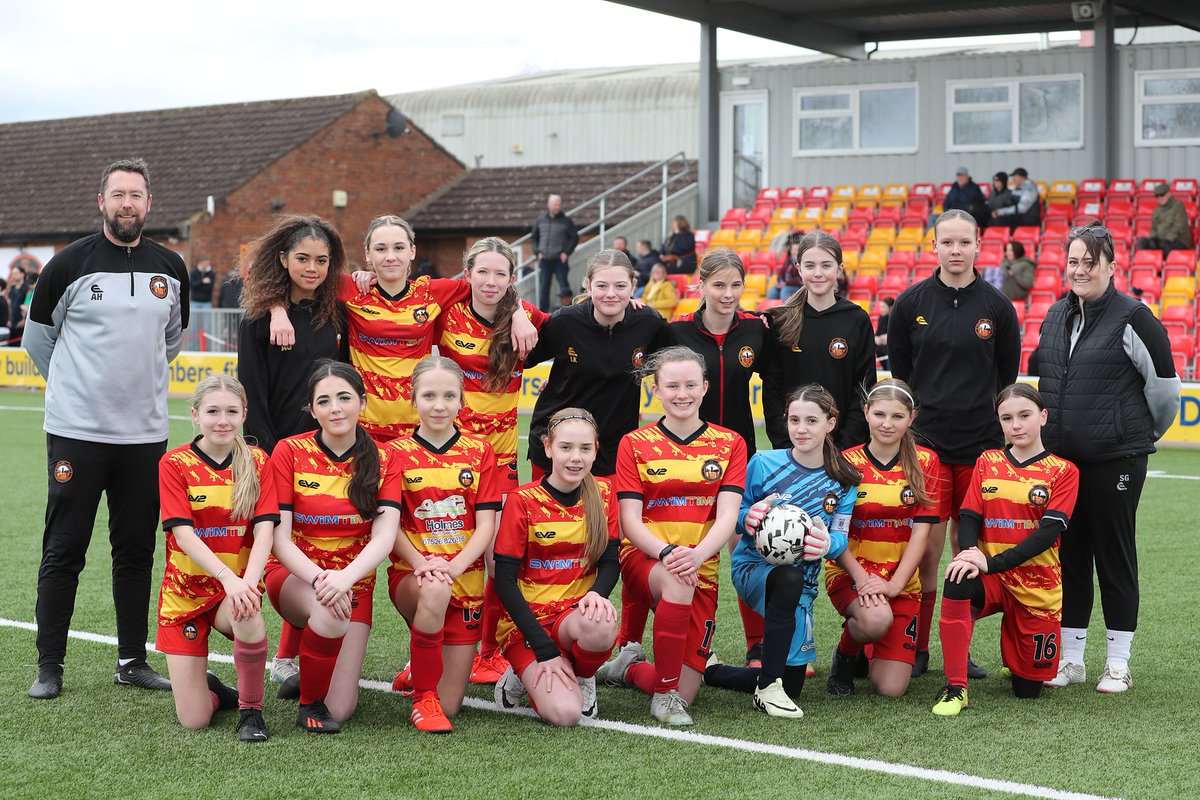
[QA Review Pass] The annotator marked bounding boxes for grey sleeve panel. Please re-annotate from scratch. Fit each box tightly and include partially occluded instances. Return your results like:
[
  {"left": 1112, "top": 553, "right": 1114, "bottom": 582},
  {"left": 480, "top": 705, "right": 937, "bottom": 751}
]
[
  {"left": 23, "top": 318, "right": 58, "bottom": 377},
  {"left": 1123, "top": 315, "right": 1182, "bottom": 440}
]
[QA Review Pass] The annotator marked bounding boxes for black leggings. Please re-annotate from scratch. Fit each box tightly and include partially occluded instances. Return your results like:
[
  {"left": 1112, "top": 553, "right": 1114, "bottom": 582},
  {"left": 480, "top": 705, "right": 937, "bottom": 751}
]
[{"left": 942, "top": 574, "right": 1043, "bottom": 699}]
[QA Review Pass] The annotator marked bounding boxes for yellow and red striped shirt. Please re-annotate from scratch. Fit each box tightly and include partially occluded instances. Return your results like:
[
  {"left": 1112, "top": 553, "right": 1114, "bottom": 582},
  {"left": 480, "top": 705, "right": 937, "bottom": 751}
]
[
  {"left": 962, "top": 449, "right": 1079, "bottom": 619},
  {"left": 493, "top": 478, "right": 619, "bottom": 649},
  {"left": 436, "top": 298, "right": 548, "bottom": 492},
  {"left": 384, "top": 430, "right": 503, "bottom": 609},
  {"left": 826, "top": 444, "right": 941, "bottom": 599},
  {"left": 158, "top": 442, "right": 279, "bottom": 626},
  {"left": 270, "top": 430, "right": 403, "bottom": 595},
  {"left": 614, "top": 421, "right": 747, "bottom": 592},
  {"left": 340, "top": 274, "right": 470, "bottom": 441}
]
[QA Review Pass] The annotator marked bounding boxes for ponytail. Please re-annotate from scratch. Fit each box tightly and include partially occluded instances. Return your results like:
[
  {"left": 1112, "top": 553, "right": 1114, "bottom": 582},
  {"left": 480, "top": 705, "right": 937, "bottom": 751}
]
[
  {"left": 485, "top": 287, "right": 522, "bottom": 391},
  {"left": 229, "top": 434, "right": 261, "bottom": 521},
  {"left": 785, "top": 383, "right": 861, "bottom": 487},
  {"left": 579, "top": 474, "right": 609, "bottom": 568},
  {"left": 346, "top": 425, "right": 382, "bottom": 520}
]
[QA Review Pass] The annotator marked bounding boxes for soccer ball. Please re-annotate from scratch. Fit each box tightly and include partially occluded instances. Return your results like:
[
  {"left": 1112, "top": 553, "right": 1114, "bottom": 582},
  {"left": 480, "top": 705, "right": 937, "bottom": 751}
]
[{"left": 753, "top": 504, "right": 814, "bottom": 566}]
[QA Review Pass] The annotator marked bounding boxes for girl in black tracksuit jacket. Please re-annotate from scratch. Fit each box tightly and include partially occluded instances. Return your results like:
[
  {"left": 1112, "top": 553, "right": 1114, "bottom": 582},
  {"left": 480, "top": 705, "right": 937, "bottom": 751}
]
[
  {"left": 524, "top": 250, "right": 667, "bottom": 478},
  {"left": 760, "top": 232, "right": 876, "bottom": 451}
]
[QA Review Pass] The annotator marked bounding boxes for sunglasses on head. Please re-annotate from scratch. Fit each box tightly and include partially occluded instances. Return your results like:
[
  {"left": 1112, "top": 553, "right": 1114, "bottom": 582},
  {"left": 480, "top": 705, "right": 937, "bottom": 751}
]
[{"left": 1070, "top": 224, "right": 1111, "bottom": 239}]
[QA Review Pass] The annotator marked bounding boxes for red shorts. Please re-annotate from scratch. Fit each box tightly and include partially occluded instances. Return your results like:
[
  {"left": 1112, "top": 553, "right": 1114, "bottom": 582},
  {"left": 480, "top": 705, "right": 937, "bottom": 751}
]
[
  {"left": 935, "top": 461, "right": 974, "bottom": 520},
  {"left": 826, "top": 574, "right": 919, "bottom": 665},
  {"left": 621, "top": 552, "right": 718, "bottom": 673},
  {"left": 264, "top": 561, "right": 374, "bottom": 626},
  {"left": 501, "top": 607, "right": 576, "bottom": 678},
  {"left": 980, "top": 573, "right": 1060, "bottom": 682},
  {"left": 156, "top": 605, "right": 231, "bottom": 657},
  {"left": 386, "top": 569, "right": 483, "bottom": 646}
]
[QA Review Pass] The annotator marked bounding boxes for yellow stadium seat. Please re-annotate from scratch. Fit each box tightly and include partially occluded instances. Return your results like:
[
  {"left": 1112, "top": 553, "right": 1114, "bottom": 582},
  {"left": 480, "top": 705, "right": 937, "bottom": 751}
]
[
  {"left": 858, "top": 249, "right": 888, "bottom": 271},
  {"left": 673, "top": 298, "right": 700, "bottom": 318},
  {"left": 1048, "top": 180, "right": 1077, "bottom": 204},
  {"left": 735, "top": 228, "right": 763, "bottom": 249},
  {"left": 857, "top": 184, "right": 883, "bottom": 204},
  {"left": 833, "top": 184, "right": 856, "bottom": 203},
  {"left": 841, "top": 250, "right": 860, "bottom": 271},
  {"left": 823, "top": 205, "right": 850, "bottom": 224},
  {"left": 821, "top": 222, "right": 845, "bottom": 235},
  {"left": 740, "top": 292, "right": 764, "bottom": 310},
  {"left": 883, "top": 183, "right": 909, "bottom": 206},
  {"left": 709, "top": 228, "right": 737, "bottom": 248},
  {"left": 744, "top": 273, "right": 768, "bottom": 295},
  {"left": 1036, "top": 181, "right": 1048, "bottom": 200},
  {"left": 896, "top": 226, "right": 924, "bottom": 246},
  {"left": 799, "top": 206, "right": 824, "bottom": 223},
  {"left": 1162, "top": 276, "right": 1197, "bottom": 307},
  {"left": 867, "top": 227, "right": 897, "bottom": 246},
  {"left": 853, "top": 298, "right": 871, "bottom": 313},
  {"left": 765, "top": 223, "right": 793, "bottom": 242},
  {"left": 891, "top": 242, "right": 919, "bottom": 255}
]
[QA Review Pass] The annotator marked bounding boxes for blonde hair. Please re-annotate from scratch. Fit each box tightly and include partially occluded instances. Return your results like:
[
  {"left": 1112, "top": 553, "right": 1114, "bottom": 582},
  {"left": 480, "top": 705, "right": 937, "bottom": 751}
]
[
  {"left": 191, "top": 375, "right": 260, "bottom": 520},
  {"left": 864, "top": 378, "right": 930, "bottom": 506},
  {"left": 411, "top": 355, "right": 465, "bottom": 403},
  {"left": 542, "top": 408, "right": 608, "bottom": 567},
  {"left": 575, "top": 249, "right": 638, "bottom": 305}
]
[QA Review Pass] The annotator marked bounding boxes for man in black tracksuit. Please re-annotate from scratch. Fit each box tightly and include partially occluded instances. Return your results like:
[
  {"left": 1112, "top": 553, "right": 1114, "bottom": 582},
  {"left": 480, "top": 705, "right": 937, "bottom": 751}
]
[
  {"left": 531, "top": 194, "right": 579, "bottom": 312},
  {"left": 23, "top": 159, "right": 188, "bottom": 699}
]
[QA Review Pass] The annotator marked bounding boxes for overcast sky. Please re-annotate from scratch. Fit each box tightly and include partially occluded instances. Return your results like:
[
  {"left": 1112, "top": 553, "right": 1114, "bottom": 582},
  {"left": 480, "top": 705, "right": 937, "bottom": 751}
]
[{"left": 0, "top": 0, "right": 1081, "bottom": 125}]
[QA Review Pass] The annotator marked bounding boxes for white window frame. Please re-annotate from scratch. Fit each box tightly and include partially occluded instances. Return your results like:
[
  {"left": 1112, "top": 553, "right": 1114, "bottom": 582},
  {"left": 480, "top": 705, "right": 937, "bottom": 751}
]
[
  {"left": 792, "top": 82, "right": 919, "bottom": 157},
  {"left": 945, "top": 73, "right": 1084, "bottom": 152},
  {"left": 1135, "top": 68, "right": 1200, "bottom": 147}
]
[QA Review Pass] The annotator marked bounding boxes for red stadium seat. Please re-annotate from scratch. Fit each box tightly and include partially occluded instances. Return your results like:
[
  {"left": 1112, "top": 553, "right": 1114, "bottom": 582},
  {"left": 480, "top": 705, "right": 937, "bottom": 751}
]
[
  {"left": 1108, "top": 179, "right": 1136, "bottom": 199},
  {"left": 757, "top": 187, "right": 782, "bottom": 203},
  {"left": 938, "top": 183, "right": 953, "bottom": 199},
  {"left": 1022, "top": 328, "right": 1041, "bottom": 349},
  {"left": 1132, "top": 249, "right": 1164, "bottom": 268},
  {"left": 1021, "top": 347, "right": 1035, "bottom": 374},
  {"left": 1171, "top": 178, "right": 1198, "bottom": 200},
  {"left": 976, "top": 250, "right": 1002, "bottom": 267},
  {"left": 911, "top": 183, "right": 936, "bottom": 200},
  {"left": 1043, "top": 218, "right": 1071, "bottom": 241},
  {"left": 913, "top": 265, "right": 935, "bottom": 281},
  {"left": 916, "top": 249, "right": 939, "bottom": 267},
  {"left": 982, "top": 227, "right": 1010, "bottom": 245},
  {"left": 886, "top": 250, "right": 916, "bottom": 269},
  {"left": 1162, "top": 304, "right": 1195, "bottom": 333},
  {"left": 1140, "top": 178, "right": 1167, "bottom": 196},
  {"left": 875, "top": 205, "right": 903, "bottom": 225},
  {"left": 1170, "top": 351, "right": 1188, "bottom": 380},
  {"left": 1027, "top": 301, "right": 1053, "bottom": 321},
  {"left": 1076, "top": 200, "right": 1104, "bottom": 220},
  {"left": 784, "top": 186, "right": 806, "bottom": 201},
  {"left": 879, "top": 273, "right": 909, "bottom": 294},
  {"left": 853, "top": 272, "right": 880, "bottom": 295},
  {"left": 1012, "top": 302, "right": 1026, "bottom": 329},
  {"left": 1032, "top": 271, "right": 1062, "bottom": 293},
  {"left": 1045, "top": 202, "right": 1074, "bottom": 221},
  {"left": 1078, "top": 178, "right": 1107, "bottom": 200}
]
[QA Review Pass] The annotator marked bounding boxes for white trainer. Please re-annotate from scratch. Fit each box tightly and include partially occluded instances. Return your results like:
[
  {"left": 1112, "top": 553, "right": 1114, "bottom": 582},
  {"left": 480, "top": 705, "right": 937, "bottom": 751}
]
[
  {"left": 494, "top": 666, "right": 528, "bottom": 709},
  {"left": 270, "top": 657, "right": 299, "bottom": 684},
  {"left": 578, "top": 676, "right": 598, "bottom": 719},
  {"left": 753, "top": 678, "right": 804, "bottom": 718},
  {"left": 1043, "top": 660, "right": 1086, "bottom": 688},
  {"left": 596, "top": 641, "right": 646, "bottom": 688},
  {"left": 1095, "top": 664, "right": 1132, "bottom": 693},
  {"left": 649, "top": 689, "right": 694, "bottom": 726}
]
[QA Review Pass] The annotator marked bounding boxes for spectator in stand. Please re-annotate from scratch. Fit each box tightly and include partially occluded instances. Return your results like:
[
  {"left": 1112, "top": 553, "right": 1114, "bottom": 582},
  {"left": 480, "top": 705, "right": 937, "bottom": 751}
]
[
  {"left": 612, "top": 237, "right": 634, "bottom": 270},
  {"left": 641, "top": 262, "right": 678, "bottom": 319},
  {"left": 633, "top": 239, "right": 661, "bottom": 291},
  {"left": 217, "top": 265, "right": 244, "bottom": 309},
  {"left": 190, "top": 256, "right": 216, "bottom": 309},
  {"left": 0, "top": 278, "right": 8, "bottom": 340},
  {"left": 1136, "top": 183, "right": 1193, "bottom": 255},
  {"left": 6, "top": 265, "right": 26, "bottom": 343},
  {"left": 766, "top": 232, "right": 802, "bottom": 300},
  {"left": 874, "top": 295, "right": 893, "bottom": 370},
  {"left": 986, "top": 172, "right": 1013, "bottom": 228},
  {"left": 532, "top": 194, "right": 579, "bottom": 311},
  {"left": 660, "top": 215, "right": 697, "bottom": 275},
  {"left": 1001, "top": 241, "right": 1037, "bottom": 301},
  {"left": 942, "top": 167, "right": 988, "bottom": 229},
  {"left": 992, "top": 167, "right": 1040, "bottom": 230}
]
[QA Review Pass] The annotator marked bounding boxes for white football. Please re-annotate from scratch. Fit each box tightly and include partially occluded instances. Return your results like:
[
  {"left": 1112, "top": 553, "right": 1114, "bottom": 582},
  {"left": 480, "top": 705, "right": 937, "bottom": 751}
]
[{"left": 753, "top": 504, "right": 814, "bottom": 566}]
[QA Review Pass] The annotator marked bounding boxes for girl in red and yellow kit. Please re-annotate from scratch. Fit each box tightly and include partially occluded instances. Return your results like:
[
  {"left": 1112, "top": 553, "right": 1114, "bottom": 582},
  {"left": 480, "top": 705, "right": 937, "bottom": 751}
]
[
  {"left": 386, "top": 356, "right": 503, "bottom": 733},
  {"left": 157, "top": 376, "right": 278, "bottom": 741}
]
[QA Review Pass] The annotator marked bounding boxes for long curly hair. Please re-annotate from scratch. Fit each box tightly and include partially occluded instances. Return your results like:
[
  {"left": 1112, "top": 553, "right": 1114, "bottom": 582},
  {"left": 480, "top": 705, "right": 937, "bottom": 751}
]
[{"left": 240, "top": 214, "right": 346, "bottom": 332}]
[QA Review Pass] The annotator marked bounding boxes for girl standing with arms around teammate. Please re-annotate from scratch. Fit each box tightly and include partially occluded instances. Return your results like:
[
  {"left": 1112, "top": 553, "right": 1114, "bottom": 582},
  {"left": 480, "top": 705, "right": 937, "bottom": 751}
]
[
  {"left": 265, "top": 361, "right": 401, "bottom": 733},
  {"left": 824, "top": 379, "right": 940, "bottom": 698},
  {"left": 157, "top": 376, "right": 278, "bottom": 740},
  {"left": 492, "top": 409, "right": 621, "bottom": 726},
  {"left": 524, "top": 250, "right": 667, "bottom": 479},
  {"left": 598, "top": 347, "right": 747, "bottom": 726},
  {"left": 717, "top": 384, "right": 860, "bottom": 717},
  {"left": 933, "top": 385, "right": 1079, "bottom": 716},
  {"left": 386, "top": 357, "right": 503, "bottom": 733},
  {"left": 760, "top": 231, "right": 876, "bottom": 451},
  {"left": 888, "top": 209, "right": 1021, "bottom": 678}
]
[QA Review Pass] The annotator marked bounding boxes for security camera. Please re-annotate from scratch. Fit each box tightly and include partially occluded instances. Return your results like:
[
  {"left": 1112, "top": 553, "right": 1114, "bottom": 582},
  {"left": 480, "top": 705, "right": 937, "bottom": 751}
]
[{"left": 1072, "top": 1, "right": 1101, "bottom": 22}]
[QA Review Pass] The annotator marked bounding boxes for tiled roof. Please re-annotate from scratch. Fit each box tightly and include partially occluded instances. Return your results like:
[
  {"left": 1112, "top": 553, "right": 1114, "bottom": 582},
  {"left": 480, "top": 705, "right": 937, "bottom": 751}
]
[
  {"left": 0, "top": 91, "right": 375, "bottom": 239},
  {"left": 406, "top": 160, "right": 696, "bottom": 233}
]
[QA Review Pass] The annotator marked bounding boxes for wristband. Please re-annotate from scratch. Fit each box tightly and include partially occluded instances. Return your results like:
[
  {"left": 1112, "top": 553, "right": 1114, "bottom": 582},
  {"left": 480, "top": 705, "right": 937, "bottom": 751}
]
[
  {"left": 215, "top": 566, "right": 230, "bottom": 581},
  {"left": 658, "top": 544, "right": 677, "bottom": 561},
  {"left": 311, "top": 574, "right": 320, "bottom": 590}
]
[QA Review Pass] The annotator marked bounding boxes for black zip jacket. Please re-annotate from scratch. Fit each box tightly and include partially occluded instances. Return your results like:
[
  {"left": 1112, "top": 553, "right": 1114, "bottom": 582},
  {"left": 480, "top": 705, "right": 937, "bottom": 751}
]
[
  {"left": 760, "top": 297, "right": 876, "bottom": 450},
  {"left": 666, "top": 307, "right": 766, "bottom": 456},
  {"left": 524, "top": 300, "right": 666, "bottom": 476},
  {"left": 888, "top": 270, "right": 1020, "bottom": 464}
]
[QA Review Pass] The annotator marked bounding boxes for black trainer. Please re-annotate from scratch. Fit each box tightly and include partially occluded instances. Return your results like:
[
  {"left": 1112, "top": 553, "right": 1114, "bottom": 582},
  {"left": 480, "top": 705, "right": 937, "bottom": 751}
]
[
  {"left": 826, "top": 649, "right": 855, "bottom": 696},
  {"left": 28, "top": 666, "right": 64, "bottom": 700},
  {"left": 297, "top": 700, "right": 341, "bottom": 734},
  {"left": 207, "top": 671, "right": 240, "bottom": 710},
  {"left": 967, "top": 655, "right": 989, "bottom": 679},
  {"left": 277, "top": 672, "right": 300, "bottom": 700},
  {"left": 853, "top": 650, "right": 870, "bottom": 678},
  {"left": 236, "top": 708, "right": 270, "bottom": 742},
  {"left": 745, "top": 641, "right": 763, "bottom": 668},
  {"left": 114, "top": 659, "right": 171, "bottom": 691},
  {"left": 911, "top": 650, "right": 930, "bottom": 678}
]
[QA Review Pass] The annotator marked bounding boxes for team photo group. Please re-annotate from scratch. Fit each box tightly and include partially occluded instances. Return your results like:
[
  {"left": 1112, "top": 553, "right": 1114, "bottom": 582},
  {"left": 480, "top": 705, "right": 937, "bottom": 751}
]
[{"left": 22, "top": 158, "right": 1181, "bottom": 743}]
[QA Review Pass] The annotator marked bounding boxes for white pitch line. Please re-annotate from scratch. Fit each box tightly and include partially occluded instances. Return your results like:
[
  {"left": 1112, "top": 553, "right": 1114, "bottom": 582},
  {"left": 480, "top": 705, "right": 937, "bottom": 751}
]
[
  {"left": 0, "top": 404, "right": 192, "bottom": 422},
  {"left": 1145, "top": 470, "right": 1200, "bottom": 481},
  {"left": 0, "top": 616, "right": 1118, "bottom": 800}
]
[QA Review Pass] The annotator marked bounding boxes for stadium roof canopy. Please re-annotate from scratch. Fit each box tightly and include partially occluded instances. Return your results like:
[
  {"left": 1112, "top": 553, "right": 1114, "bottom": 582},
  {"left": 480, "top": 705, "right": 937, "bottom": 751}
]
[{"left": 610, "top": 1, "right": 1199, "bottom": 60}]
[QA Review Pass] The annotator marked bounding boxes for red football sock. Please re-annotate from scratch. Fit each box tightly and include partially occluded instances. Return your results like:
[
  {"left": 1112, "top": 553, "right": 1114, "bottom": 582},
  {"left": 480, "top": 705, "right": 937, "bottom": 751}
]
[
  {"left": 298, "top": 628, "right": 344, "bottom": 705},
  {"left": 208, "top": 691, "right": 220, "bottom": 714},
  {"left": 480, "top": 578, "right": 502, "bottom": 659},
  {"left": 939, "top": 597, "right": 974, "bottom": 687},
  {"left": 617, "top": 578, "right": 649, "bottom": 647},
  {"left": 409, "top": 627, "right": 445, "bottom": 698},
  {"left": 626, "top": 661, "right": 658, "bottom": 695},
  {"left": 650, "top": 599, "right": 692, "bottom": 693},
  {"left": 570, "top": 641, "right": 612, "bottom": 679},
  {"left": 838, "top": 626, "right": 864, "bottom": 657},
  {"left": 277, "top": 620, "right": 302, "bottom": 660},
  {"left": 917, "top": 591, "right": 937, "bottom": 652},
  {"left": 233, "top": 636, "right": 268, "bottom": 710},
  {"left": 738, "top": 596, "right": 764, "bottom": 651}
]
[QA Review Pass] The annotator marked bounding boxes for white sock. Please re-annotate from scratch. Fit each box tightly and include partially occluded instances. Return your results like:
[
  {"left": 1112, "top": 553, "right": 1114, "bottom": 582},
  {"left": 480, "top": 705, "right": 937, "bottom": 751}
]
[
  {"left": 117, "top": 658, "right": 136, "bottom": 667},
  {"left": 1062, "top": 626, "right": 1087, "bottom": 664},
  {"left": 1105, "top": 629, "right": 1134, "bottom": 670}
]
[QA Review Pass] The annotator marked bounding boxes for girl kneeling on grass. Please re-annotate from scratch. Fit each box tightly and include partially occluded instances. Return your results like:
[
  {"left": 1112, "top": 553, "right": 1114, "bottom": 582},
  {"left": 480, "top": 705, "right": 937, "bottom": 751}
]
[
  {"left": 157, "top": 376, "right": 279, "bottom": 741},
  {"left": 825, "top": 379, "right": 940, "bottom": 698},
  {"left": 492, "top": 408, "right": 621, "bottom": 726},
  {"left": 707, "top": 384, "right": 860, "bottom": 718},
  {"left": 598, "top": 346, "right": 746, "bottom": 727},
  {"left": 933, "top": 384, "right": 1079, "bottom": 716},
  {"left": 386, "top": 356, "right": 503, "bottom": 733},
  {"left": 265, "top": 360, "right": 401, "bottom": 733}
]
